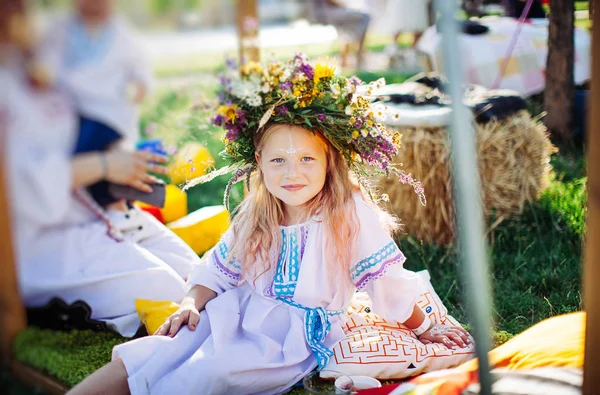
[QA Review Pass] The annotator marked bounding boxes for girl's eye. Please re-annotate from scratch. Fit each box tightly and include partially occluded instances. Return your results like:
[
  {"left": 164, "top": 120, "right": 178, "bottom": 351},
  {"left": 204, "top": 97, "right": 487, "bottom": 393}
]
[
  {"left": 301, "top": 157, "right": 314, "bottom": 162},
  {"left": 271, "top": 158, "right": 284, "bottom": 163}
]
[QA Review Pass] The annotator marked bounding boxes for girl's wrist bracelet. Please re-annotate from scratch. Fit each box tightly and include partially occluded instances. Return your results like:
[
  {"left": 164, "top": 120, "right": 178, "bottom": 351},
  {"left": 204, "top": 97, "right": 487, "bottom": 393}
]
[{"left": 412, "top": 315, "right": 432, "bottom": 337}]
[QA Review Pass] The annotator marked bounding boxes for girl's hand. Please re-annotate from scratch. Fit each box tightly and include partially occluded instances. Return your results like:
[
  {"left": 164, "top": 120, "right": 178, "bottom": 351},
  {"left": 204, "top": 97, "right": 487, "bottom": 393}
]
[
  {"left": 104, "top": 150, "right": 169, "bottom": 193},
  {"left": 154, "top": 298, "right": 200, "bottom": 337},
  {"left": 418, "top": 324, "right": 472, "bottom": 349}
]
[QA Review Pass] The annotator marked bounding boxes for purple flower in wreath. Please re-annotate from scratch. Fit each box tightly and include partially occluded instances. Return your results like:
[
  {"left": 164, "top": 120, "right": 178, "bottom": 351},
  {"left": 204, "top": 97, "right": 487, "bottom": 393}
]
[
  {"left": 236, "top": 108, "right": 247, "bottom": 124},
  {"left": 348, "top": 76, "right": 362, "bottom": 87},
  {"left": 279, "top": 81, "right": 293, "bottom": 92},
  {"left": 299, "top": 63, "right": 314, "bottom": 80},
  {"left": 226, "top": 125, "right": 240, "bottom": 141},
  {"left": 293, "top": 53, "right": 309, "bottom": 64},
  {"left": 275, "top": 105, "right": 289, "bottom": 117},
  {"left": 317, "top": 114, "right": 326, "bottom": 122},
  {"left": 225, "top": 57, "right": 238, "bottom": 70},
  {"left": 219, "top": 75, "right": 232, "bottom": 88},
  {"left": 213, "top": 114, "right": 225, "bottom": 126}
]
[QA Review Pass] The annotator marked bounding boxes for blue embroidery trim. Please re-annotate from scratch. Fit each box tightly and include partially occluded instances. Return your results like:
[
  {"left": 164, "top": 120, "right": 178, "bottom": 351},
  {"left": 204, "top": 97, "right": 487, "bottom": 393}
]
[
  {"left": 273, "top": 228, "right": 302, "bottom": 297},
  {"left": 212, "top": 238, "right": 242, "bottom": 280},
  {"left": 218, "top": 241, "right": 228, "bottom": 260},
  {"left": 277, "top": 297, "right": 343, "bottom": 370},
  {"left": 350, "top": 241, "right": 406, "bottom": 288},
  {"left": 211, "top": 249, "right": 240, "bottom": 281}
]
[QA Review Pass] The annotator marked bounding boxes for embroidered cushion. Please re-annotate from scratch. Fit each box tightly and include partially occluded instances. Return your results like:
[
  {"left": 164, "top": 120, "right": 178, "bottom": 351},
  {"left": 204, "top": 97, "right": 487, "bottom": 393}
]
[{"left": 322, "top": 270, "right": 476, "bottom": 380}]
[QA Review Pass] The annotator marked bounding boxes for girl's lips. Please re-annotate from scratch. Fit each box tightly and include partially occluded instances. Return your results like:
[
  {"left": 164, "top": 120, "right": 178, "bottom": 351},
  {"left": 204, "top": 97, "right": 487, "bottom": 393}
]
[{"left": 282, "top": 185, "right": 306, "bottom": 191}]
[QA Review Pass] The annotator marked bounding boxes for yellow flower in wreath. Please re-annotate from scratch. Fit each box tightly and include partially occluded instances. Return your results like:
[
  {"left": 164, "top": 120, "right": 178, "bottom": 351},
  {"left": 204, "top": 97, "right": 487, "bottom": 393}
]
[
  {"left": 217, "top": 104, "right": 239, "bottom": 123},
  {"left": 314, "top": 61, "right": 336, "bottom": 84}
]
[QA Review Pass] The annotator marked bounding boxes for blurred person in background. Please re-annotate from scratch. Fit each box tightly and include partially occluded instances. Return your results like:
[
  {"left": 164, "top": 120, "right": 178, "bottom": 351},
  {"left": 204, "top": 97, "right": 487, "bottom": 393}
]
[
  {"left": 0, "top": 0, "right": 200, "bottom": 337},
  {"left": 308, "top": 0, "right": 371, "bottom": 69},
  {"left": 380, "top": 0, "right": 431, "bottom": 54},
  {"left": 41, "top": 0, "right": 154, "bottom": 214}
]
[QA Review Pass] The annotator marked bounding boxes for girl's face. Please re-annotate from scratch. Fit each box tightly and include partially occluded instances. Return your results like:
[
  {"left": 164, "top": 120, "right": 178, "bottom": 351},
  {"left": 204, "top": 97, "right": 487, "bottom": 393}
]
[{"left": 257, "top": 125, "right": 327, "bottom": 213}]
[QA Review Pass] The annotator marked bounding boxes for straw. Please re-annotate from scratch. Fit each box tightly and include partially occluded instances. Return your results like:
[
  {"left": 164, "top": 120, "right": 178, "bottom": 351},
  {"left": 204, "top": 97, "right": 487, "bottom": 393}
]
[{"left": 379, "top": 111, "right": 556, "bottom": 244}]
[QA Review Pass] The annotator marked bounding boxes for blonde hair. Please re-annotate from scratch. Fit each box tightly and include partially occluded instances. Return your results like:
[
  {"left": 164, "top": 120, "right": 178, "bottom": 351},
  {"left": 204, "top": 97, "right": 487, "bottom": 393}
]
[{"left": 228, "top": 123, "right": 399, "bottom": 283}]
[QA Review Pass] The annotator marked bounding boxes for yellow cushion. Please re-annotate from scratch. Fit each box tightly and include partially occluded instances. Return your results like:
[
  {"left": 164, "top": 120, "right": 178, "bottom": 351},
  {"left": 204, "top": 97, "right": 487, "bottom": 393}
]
[
  {"left": 168, "top": 142, "right": 215, "bottom": 186},
  {"left": 167, "top": 205, "right": 230, "bottom": 256},
  {"left": 135, "top": 299, "right": 180, "bottom": 335},
  {"left": 460, "top": 312, "right": 585, "bottom": 371},
  {"left": 161, "top": 184, "right": 188, "bottom": 224}
]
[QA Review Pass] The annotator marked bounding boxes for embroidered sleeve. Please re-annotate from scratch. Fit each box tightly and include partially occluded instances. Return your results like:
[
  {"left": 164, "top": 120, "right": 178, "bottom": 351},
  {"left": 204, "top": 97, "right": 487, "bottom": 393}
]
[
  {"left": 350, "top": 195, "right": 407, "bottom": 290},
  {"left": 350, "top": 240, "right": 407, "bottom": 290},
  {"left": 350, "top": 195, "right": 421, "bottom": 323},
  {"left": 186, "top": 229, "right": 241, "bottom": 295}
]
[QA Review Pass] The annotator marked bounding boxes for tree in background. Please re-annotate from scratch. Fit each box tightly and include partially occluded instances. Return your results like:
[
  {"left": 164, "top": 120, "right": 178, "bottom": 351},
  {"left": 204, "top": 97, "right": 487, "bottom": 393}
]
[{"left": 544, "top": 0, "right": 575, "bottom": 142}]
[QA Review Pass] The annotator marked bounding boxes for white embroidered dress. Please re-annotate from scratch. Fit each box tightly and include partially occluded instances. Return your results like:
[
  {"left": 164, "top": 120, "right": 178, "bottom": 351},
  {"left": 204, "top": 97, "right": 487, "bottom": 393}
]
[{"left": 114, "top": 194, "right": 421, "bottom": 395}]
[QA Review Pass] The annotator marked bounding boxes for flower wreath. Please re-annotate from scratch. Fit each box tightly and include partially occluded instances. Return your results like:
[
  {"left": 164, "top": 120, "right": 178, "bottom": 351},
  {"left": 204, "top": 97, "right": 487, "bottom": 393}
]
[{"left": 185, "top": 54, "right": 425, "bottom": 209}]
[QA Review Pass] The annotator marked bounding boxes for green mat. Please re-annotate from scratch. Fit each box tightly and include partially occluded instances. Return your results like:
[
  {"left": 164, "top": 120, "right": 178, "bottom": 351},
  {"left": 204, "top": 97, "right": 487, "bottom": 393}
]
[{"left": 13, "top": 327, "right": 127, "bottom": 388}]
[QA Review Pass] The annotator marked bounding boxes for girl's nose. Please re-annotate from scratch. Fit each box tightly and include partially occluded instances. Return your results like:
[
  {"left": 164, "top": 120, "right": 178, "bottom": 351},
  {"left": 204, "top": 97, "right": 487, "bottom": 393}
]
[{"left": 286, "top": 161, "right": 299, "bottom": 178}]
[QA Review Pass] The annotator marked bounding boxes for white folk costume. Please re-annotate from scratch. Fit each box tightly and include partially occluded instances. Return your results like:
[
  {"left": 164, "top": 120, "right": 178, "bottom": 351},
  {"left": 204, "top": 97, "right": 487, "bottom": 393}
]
[
  {"left": 1, "top": 62, "right": 199, "bottom": 337},
  {"left": 41, "top": 14, "right": 151, "bottom": 144},
  {"left": 113, "top": 194, "right": 421, "bottom": 394}
]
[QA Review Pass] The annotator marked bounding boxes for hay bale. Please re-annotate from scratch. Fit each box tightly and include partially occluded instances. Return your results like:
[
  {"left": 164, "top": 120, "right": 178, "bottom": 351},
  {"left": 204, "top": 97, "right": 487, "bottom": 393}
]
[{"left": 379, "top": 110, "right": 556, "bottom": 244}]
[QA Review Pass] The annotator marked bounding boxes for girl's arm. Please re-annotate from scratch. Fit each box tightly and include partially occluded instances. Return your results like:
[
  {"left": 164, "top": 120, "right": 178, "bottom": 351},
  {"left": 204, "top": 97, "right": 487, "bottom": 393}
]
[
  {"left": 349, "top": 196, "right": 472, "bottom": 349},
  {"left": 187, "top": 284, "right": 218, "bottom": 312},
  {"left": 403, "top": 304, "right": 471, "bottom": 349},
  {"left": 403, "top": 304, "right": 427, "bottom": 331},
  {"left": 155, "top": 285, "right": 217, "bottom": 337}
]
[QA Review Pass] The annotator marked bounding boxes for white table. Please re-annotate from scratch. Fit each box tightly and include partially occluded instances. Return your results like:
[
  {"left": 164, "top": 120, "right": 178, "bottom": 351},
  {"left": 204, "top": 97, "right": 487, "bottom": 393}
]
[{"left": 417, "top": 17, "right": 591, "bottom": 96}]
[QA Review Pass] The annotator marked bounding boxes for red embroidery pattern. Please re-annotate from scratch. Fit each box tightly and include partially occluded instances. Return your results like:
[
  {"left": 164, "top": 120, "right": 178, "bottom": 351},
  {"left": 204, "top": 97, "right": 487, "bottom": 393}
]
[{"left": 332, "top": 291, "right": 474, "bottom": 367}]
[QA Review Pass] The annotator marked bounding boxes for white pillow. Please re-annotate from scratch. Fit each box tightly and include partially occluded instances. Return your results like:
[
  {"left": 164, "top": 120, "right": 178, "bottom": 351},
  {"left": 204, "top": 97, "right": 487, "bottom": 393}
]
[{"left": 322, "top": 270, "right": 475, "bottom": 380}]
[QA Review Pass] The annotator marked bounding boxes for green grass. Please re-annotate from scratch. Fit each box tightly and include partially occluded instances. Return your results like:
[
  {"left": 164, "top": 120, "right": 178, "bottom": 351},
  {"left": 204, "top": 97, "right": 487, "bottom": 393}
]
[{"left": 575, "top": 1, "right": 589, "bottom": 12}]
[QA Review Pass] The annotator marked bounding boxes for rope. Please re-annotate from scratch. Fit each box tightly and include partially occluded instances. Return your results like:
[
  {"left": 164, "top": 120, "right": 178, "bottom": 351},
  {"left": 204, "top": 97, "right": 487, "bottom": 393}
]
[
  {"left": 73, "top": 190, "right": 124, "bottom": 242},
  {"left": 492, "top": 0, "right": 536, "bottom": 89}
]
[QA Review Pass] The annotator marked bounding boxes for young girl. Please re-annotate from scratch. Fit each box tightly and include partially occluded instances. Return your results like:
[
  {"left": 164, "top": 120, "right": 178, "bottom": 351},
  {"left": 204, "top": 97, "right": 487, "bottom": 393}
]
[{"left": 69, "top": 55, "right": 470, "bottom": 395}]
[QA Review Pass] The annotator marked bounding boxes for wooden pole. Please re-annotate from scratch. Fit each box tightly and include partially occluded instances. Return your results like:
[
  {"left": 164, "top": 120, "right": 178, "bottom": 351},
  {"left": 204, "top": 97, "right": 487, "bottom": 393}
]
[
  {"left": 544, "top": 0, "right": 575, "bottom": 143},
  {"left": 0, "top": 123, "right": 27, "bottom": 364},
  {"left": 583, "top": 6, "right": 599, "bottom": 395},
  {"left": 236, "top": 0, "right": 260, "bottom": 64}
]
